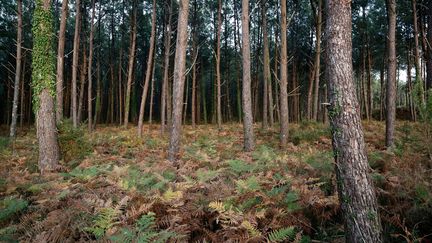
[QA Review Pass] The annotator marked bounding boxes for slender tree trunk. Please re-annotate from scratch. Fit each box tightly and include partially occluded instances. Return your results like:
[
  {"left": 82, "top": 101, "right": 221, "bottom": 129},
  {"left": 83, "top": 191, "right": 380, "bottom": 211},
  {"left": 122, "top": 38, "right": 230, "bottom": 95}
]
[
  {"left": 312, "top": 0, "right": 322, "bottom": 121},
  {"left": 124, "top": 1, "right": 137, "bottom": 128},
  {"left": 241, "top": 0, "right": 255, "bottom": 151},
  {"left": 168, "top": 0, "right": 190, "bottom": 162},
  {"left": 32, "top": 0, "right": 60, "bottom": 172},
  {"left": 55, "top": 0, "right": 68, "bottom": 124},
  {"left": 280, "top": 0, "right": 289, "bottom": 147},
  {"left": 386, "top": 0, "right": 397, "bottom": 148},
  {"left": 412, "top": 0, "right": 423, "bottom": 97},
  {"left": 10, "top": 0, "right": 23, "bottom": 138},
  {"left": 427, "top": 5, "right": 432, "bottom": 90},
  {"left": 407, "top": 48, "right": 416, "bottom": 121},
  {"left": 233, "top": 1, "right": 242, "bottom": 123},
  {"left": 87, "top": 0, "right": 95, "bottom": 132},
  {"left": 216, "top": 0, "right": 222, "bottom": 129},
  {"left": 325, "top": 1, "right": 382, "bottom": 242},
  {"left": 191, "top": 0, "right": 198, "bottom": 128},
  {"left": 94, "top": 54, "right": 101, "bottom": 128},
  {"left": 138, "top": 0, "right": 157, "bottom": 137},
  {"left": 118, "top": 49, "right": 123, "bottom": 125},
  {"left": 77, "top": 46, "right": 87, "bottom": 124},
  {"left": 161, "top": 0, "right": 172, "bottom": 134},
  {"left": 20, "top": 59, "right": 26, "bottom": 128},
  {"left": 367, "top": 46, "right": 373, "bottom": 119},
  {"left": 262, "top": 0, "right": 269, "bottom": 129},
  {"left": 149, "top": 62, "right": 156, "bottom": 126},
  {"left": 71, "top": 0, "right": 81, "bottom": 128}
]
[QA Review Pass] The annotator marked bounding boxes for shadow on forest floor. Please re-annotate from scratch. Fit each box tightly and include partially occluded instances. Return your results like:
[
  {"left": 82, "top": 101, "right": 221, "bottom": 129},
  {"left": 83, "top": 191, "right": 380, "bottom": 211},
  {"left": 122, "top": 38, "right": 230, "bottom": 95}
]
[{"left": 0, "top": 121, "right": 431, "bottom": 242}]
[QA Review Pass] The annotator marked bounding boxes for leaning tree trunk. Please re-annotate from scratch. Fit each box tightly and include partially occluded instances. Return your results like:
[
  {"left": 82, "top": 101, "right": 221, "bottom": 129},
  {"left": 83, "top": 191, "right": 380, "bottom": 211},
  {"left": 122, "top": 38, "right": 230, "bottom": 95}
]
[
  {"left": 87, "top": 0, "right": 95, "bottom": 132},
  {"left": 241, "top": 0, "right": 255, "bottom": 151},
  {"left": 32, "top": 0, "right": 60, "bottom": 172},
  {"left": 325, "top": 1, "right": 383, "bottom": 242},
  {"left": 168, "top": 0, "right": 190, "bottom": 162},
  {"left": 280, "top": 0, "right": 289, "bottom": 147},
  {"left": 10, "top": 0, "right": 23, "bottom": 138},
  {"left": 55, "top": 0, "right": 68, "bottom": 124},
  {"left": 137, "top": 0, "right": 157, "bottom": 137},
  {"left": 71, "top": 0, "right": 81, "bottom": 128},
  {"left": 385, "top": 0, "right": 397, "bottom": 148},
  {"left": 124, "top": 1, "right": 137, "bottom": 128}
]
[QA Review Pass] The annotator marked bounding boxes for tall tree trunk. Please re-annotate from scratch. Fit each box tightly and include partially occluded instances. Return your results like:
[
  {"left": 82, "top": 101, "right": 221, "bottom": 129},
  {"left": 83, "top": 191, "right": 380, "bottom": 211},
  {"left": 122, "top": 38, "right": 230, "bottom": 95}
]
[
  {"left": 77, "top": 45, "right": 87, "bottom": 124},
  {"left": 138, "top": 0, "right": 157, "bottom": 137},
  {"left": 427, "top": 4, "right": 432, "bottom": 90},
  {"left": 10, "top": 0, "right": 23, "bottom": 138},
  {"left": 94, "top": 53, "right": 101, "bottom": 128},
  {"left": 312, "top": 0, "right": 322, "bottom": 121},
  {"left": 124, "top": 0, "right": 137, "bottom": 128},
  {"left": 262, "top": 0, "right": 269, "bottom": 129},
  {"left": 407, "top": 48, "right": 416, "bottom": 121},
  {"left": 161, "top": 0, "right": 172, "bottom": 134},
  {"left": 280, "top": 0, "right": 289, "bottom": 147},
  {"left": 241, "top": 0, "right": 255, "bottom": 151},
  {"left": 386, "top": 0, "right": 397, "bottom": 148},
  {"left": 55, "top": 0, "right": 68, "bottom": 124},
  {"left": 216, "top": 0, "right": 222, "bottom": 129},
  {"left": 20, "top": 59, "right": 26, "bottom": 128},
  {"left": 234, "top": 1, "right": 242, "bottom": 123},
  {"left": 87, "top": 0, "right": 95, "bottom": 132},
  {"left": 71, "top": 0, "right": 81, "bottom": 128},
  {"left": 168, "top": 0, "right": 190, "bottom": 162},
  {"left": 32, "top": 0, "right": 60, "bottom": 172},
  {"left": 411, "top": 0, "right": 424, "bottom": 103},
  {"left": 149, "top": 63, "right": 156, "bottom": 126},
  {"left": 325, "top": 1, "right": 382, "bottom": 241},
  {"left": 191, "top": 0, "right": 198, "bottom": 128},
  {"left": 118, "top": 49, "right": 123, "bottom": 125}
]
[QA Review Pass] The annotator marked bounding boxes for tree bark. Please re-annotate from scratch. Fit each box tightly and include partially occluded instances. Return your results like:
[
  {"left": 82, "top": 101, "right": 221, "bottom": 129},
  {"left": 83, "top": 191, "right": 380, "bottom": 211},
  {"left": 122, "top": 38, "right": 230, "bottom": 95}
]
[
  {"left": 385, "top": 0, "right": 397, "bottom": 148},
  {"left": 10, "top": 0, "right": 23, "bottom": 138},
  {"left": 240, "top": 0, "right": 255, "bottom": 151},
  {"left": 161, "top": 0, "right": 172, "bottom": 134},
  {"left": 262, "top": 0, "right": 269, "bottom": 129},
  {"left": 87, "top": 0, "right": 95, "bottom": 132},
  {"left": 32, "top": 0, "right": 60, "bottom": 172},
  {"left": 138, "top": 0, "right": 157, "bottom": 137},
  {"left": 427, "top": 4, "right": 432, "bottom": 90},
  {"left": 71, "top": 0, "right": 81, "bottom": 128},
  {"left": 77, "top": 45, "right": 87, "bottom": 124},
  {"left": 325, "top": 1, "right": 382, "bottom": 242},
  {"left": 191, "top": 0, "right": 198, "bottom": 128},
  {"left": 55, "top": 0, "right": 68, "bottom": 124},
  {"left": 280, "top": 0, "right": 289, "bottom": 147},
  {"left": 216, "top": 0, "right": 222, "bottom": 129},
  {"left": 168, "top": 0, "right": 190, "bottom": 162},
  {"left": 312, "top": 0, "right": 322, "bottom": 122},
  {"left": 124, "top": 0, "right": 137, "bottom": 128}
]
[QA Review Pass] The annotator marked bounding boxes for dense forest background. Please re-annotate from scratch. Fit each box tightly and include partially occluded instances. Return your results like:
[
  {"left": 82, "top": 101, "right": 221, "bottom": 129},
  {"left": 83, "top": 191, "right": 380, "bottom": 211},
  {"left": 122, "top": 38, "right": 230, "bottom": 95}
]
[{"left": 0, "top": 0, "right": 430, "bottom": 126}]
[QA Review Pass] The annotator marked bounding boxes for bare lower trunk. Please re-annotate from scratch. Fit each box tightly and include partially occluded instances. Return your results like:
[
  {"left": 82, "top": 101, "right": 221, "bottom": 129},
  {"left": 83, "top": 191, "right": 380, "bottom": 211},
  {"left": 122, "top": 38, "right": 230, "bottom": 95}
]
[
  {"left": 241, "top": 0, "right": 255, "bottom": 151},
  {"left": 386, "top": 0, "right": 397, "bottom": 148},
  {"left": 216, "top": 0, "right": 222, "bottom": 129},
  {"left": 325, "top": 1, "right": 382, "bottom": 242},
  {"left": 77, "top": 47, "right": 87, "bottom": 124},
  {"left": 312, "top": 0, "right": 322, "bottom": 121},
  {"left": 56, "top": 0, "right": 68, "bottom": 124},
  {"left": 168, "top": 0, "right": 190, "bottom": 162},
  {"left": 148, "top": 63, "right": 156, "bottom": 126},
  {"left": 138, "top": 0, "right": 157, "bottom": 137},
  {"left": 10, "top": 0, "right": 23, "bottom": 138},
  {"left": 280, "top": 0, "right": 289, "bottom": 147}
]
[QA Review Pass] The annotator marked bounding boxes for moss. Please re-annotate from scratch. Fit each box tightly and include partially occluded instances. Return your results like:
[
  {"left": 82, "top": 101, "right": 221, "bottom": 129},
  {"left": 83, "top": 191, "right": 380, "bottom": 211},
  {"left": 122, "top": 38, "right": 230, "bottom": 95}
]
[{"left": 31, "top": 0, "right": 56, "bottom": 112}]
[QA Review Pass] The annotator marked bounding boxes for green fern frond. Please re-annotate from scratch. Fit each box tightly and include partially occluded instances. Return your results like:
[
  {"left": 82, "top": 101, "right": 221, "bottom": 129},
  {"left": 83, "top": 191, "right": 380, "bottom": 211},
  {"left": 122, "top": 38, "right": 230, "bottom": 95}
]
[
  {"left": 85, "top": 207, "right": 119, "bottom": 238},
  {"left": 137, "top": 212, "right": 157, "bottom": 231},
  {"left": 241, "top": 221, "right": 261, "bottom": 237},
  {"left": 236, "top": 176, "right": 261, "bottom": 194},
  {"left": 0, "top": 197, "right": 28, "bottom": 222},
  {"left": 209, "top": 201, "right": 226, "bottom": 213},
  {"left": 267, "top": 227, "right": 295, "bottom": 242}
]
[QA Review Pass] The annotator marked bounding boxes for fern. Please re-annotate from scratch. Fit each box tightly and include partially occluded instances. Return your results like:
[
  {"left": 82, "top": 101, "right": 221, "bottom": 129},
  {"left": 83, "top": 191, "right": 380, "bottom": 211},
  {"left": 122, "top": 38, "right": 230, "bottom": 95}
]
[
  {"left": 209, "top": 201, "right": 226, "bottom": 213},
  {"left": 236, "top": 176, "right": 261, "bottom": 194},
  {"left": 0, "top": 226, "right": 17, "bottom": 242},
  {"left": 0, "top": 197, "right": 28, "bottom": 222},
  {"left": 241, "top": 221, "right": 261, "bottom": 237},
  {"left": 111, "top": 212, "right": 178, "bottom": 243},
  {"left": 162, "top": 188, "right": 183, "bottom": 202},
  {"left": 226, "top": 159, "right": 252, "bottom": 175},
  {"left": 267, "top": 227, "right": 295, "bottom": 242},
  {"left": 85, "top": 207, "right": 119, "bottom": 239}
]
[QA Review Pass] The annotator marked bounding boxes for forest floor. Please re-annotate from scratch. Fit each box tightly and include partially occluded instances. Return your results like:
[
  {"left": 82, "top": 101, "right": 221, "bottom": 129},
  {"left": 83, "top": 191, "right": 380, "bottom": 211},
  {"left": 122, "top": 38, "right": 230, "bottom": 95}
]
[{"left": 0, "top": 121, "right": 431, "bottom": 242}]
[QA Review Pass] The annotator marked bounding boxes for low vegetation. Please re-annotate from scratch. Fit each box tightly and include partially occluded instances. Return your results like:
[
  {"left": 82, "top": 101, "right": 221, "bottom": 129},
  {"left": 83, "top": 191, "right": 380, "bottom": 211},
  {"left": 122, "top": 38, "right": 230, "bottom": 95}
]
[{"left": 0, "top": 121, "right": 431, "bottom": 242}]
